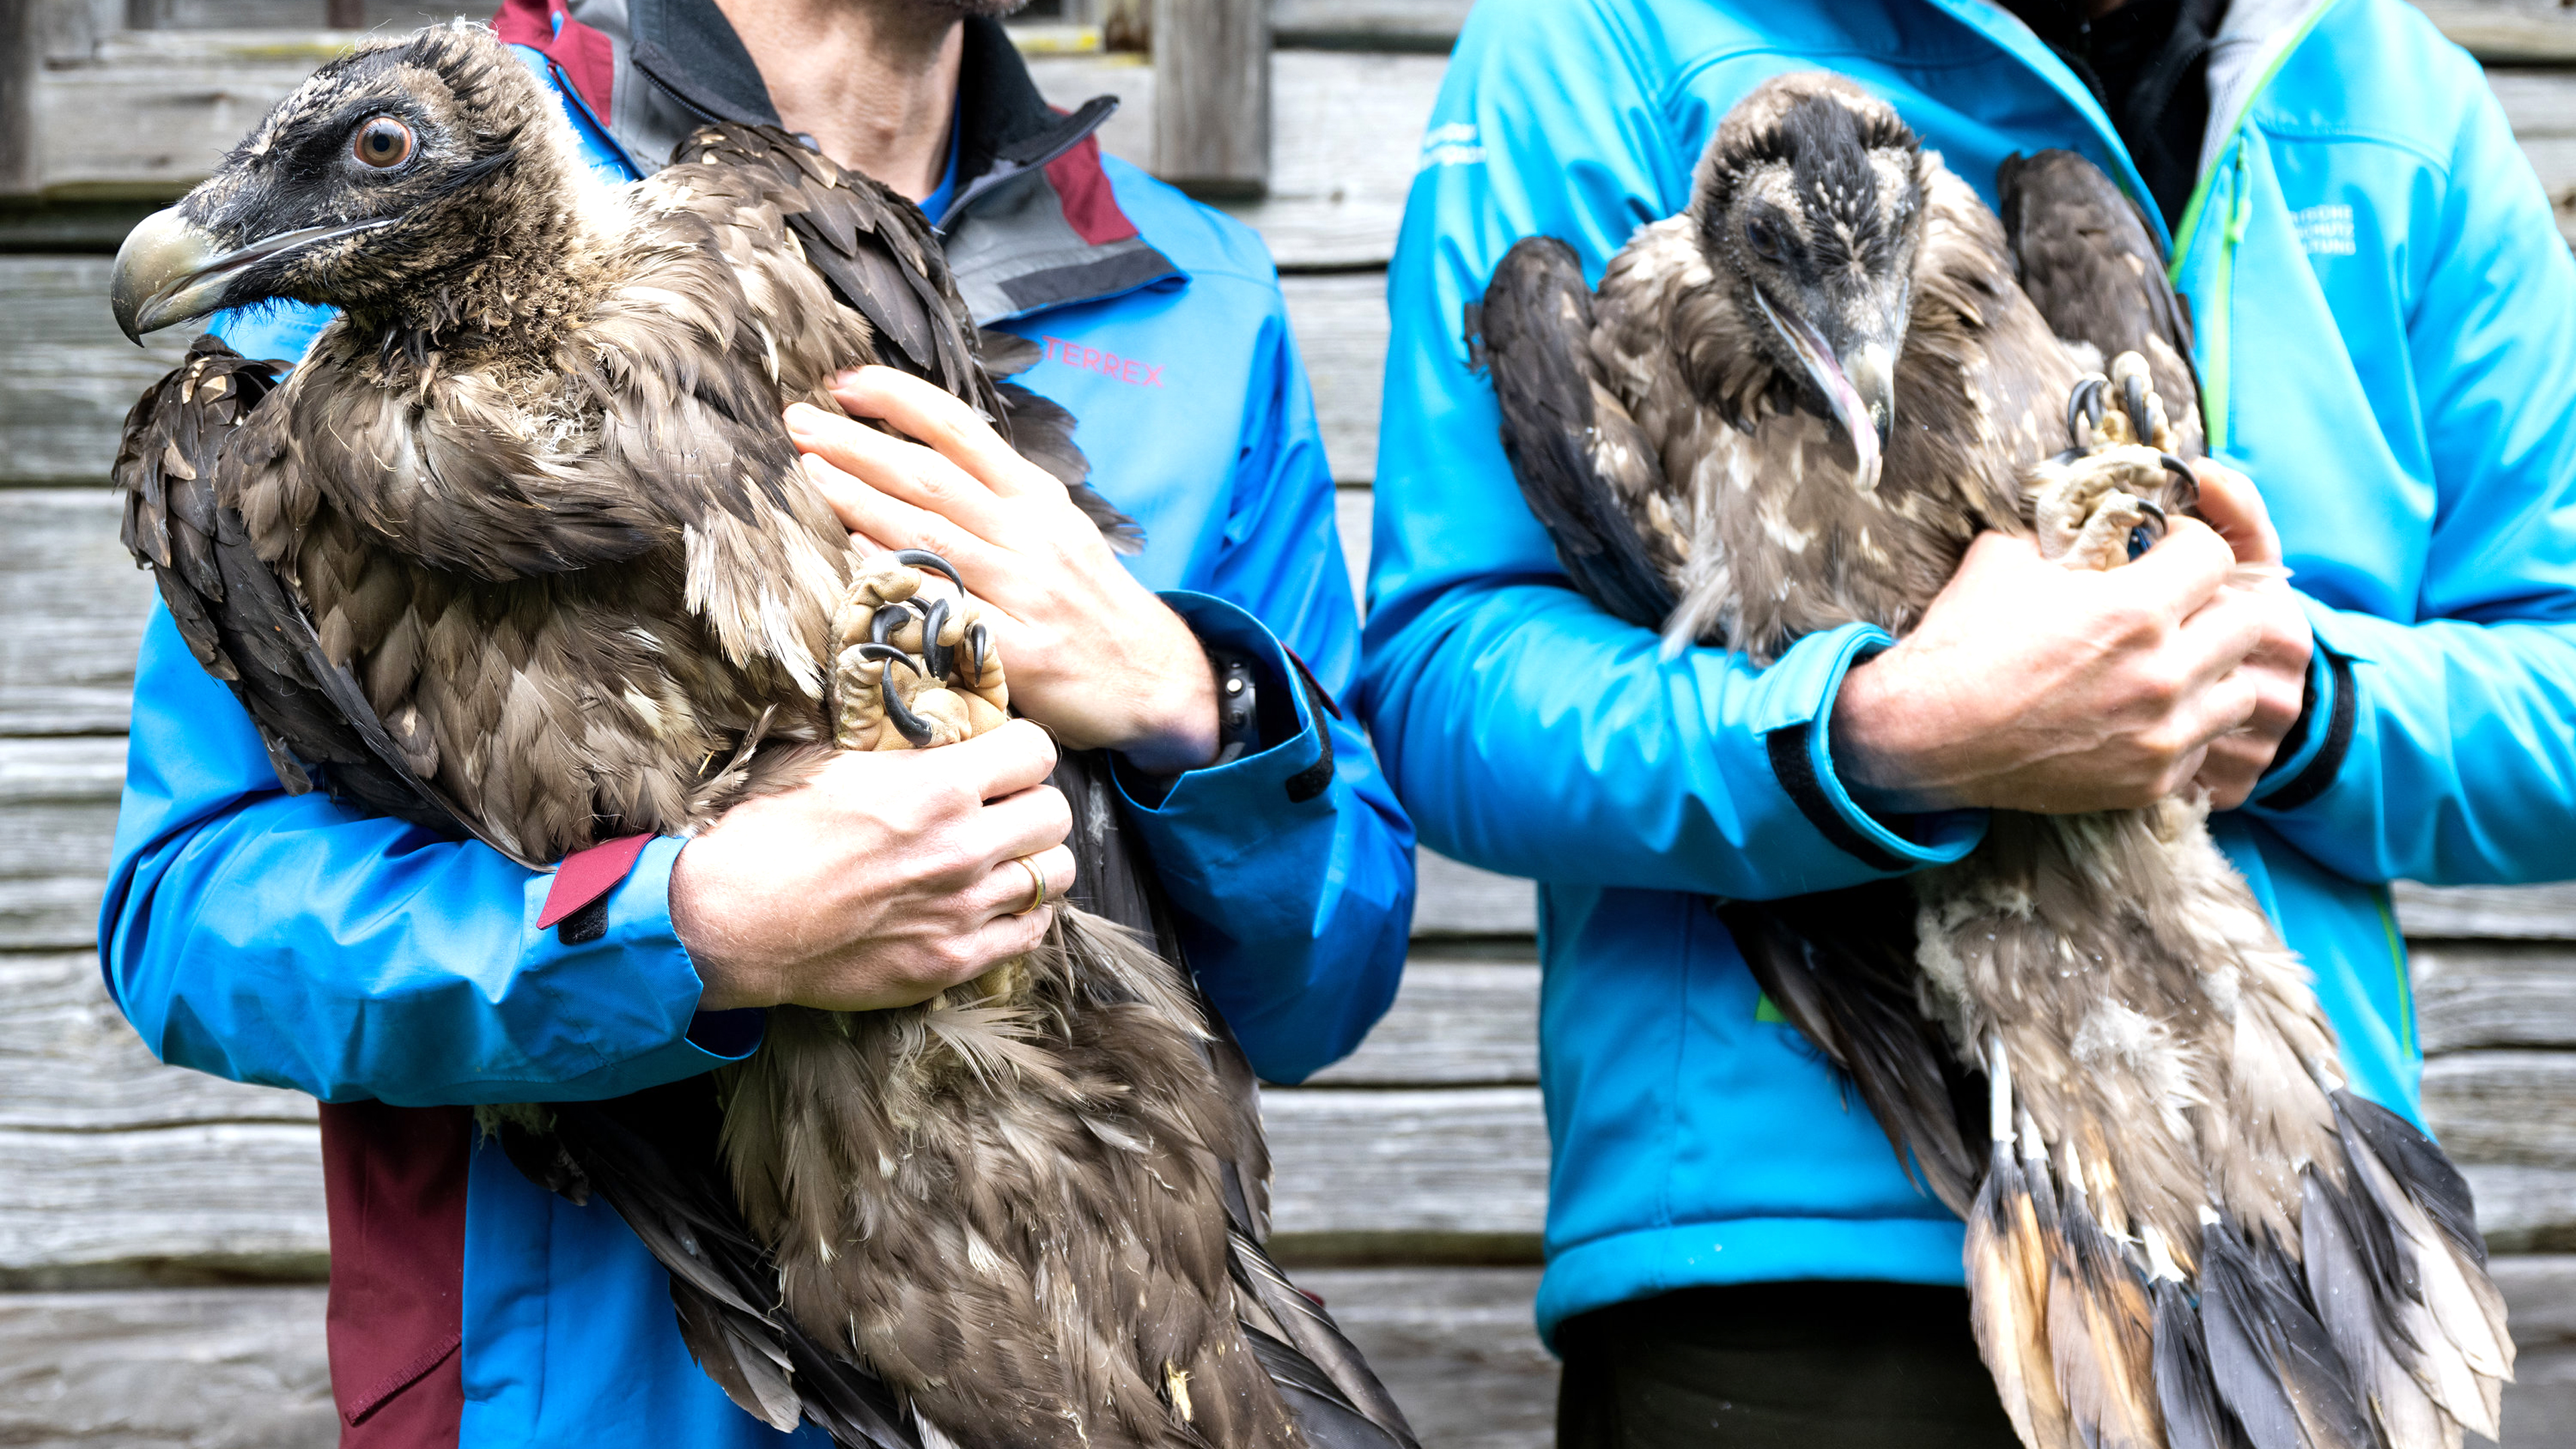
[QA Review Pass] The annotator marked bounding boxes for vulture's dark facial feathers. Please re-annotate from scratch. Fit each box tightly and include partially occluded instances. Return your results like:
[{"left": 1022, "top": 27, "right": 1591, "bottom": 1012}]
[
  {"left": 113, "top": 24, "right": 588, "bottom": 342},
  {"left": 1693, "top": 76, "right": 1926, "bottom": 489}
]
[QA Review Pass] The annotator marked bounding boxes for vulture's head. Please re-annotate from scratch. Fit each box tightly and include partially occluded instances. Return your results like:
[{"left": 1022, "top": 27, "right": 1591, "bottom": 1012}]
[
  {"left": 112, "top": 23, "right": 595, "bottom": 343},
  {"left": 1693, "top": 72, "right": 1927, "bottom": 490}
]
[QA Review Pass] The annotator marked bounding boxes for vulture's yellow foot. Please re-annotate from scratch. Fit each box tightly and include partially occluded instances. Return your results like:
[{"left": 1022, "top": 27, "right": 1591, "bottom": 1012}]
[
  {"left": 829, "top": 548, "right": 1011, "bottom": 751},
  {"left": 2033, "top": 445, "right": 2178, "bottom": 572}
]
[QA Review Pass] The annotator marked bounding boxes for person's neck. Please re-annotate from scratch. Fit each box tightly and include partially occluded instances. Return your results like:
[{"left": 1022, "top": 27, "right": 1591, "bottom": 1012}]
[{"left": 711, "top": 0, "right": 961, "bottom": 201}]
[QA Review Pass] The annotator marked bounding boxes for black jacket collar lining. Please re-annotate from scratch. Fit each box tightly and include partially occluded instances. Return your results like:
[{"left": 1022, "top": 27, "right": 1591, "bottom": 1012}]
[{"left": 627, "top": 0, "right": 781, "bottom": 128}]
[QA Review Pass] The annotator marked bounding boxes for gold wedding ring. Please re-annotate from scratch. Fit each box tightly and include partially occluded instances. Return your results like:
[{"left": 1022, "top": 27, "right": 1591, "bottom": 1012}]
[{"left": 1010, "top": 856, "right": 1049, "bottom": 917}]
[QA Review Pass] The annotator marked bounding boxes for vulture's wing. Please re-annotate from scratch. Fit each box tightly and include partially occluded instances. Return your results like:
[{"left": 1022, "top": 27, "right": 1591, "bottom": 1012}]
[
  {"left": 112, "top": 336, "right": 538, "bottom": 865},
  {"left": 1473, "top": 237, "right": 1680, "bottom": 631},
  {"left": 1055, "top": 747, "right": 1421, "bottom": 1449},
  {"left": 667, "top": 124, "right": 1136, "bottom": 547},
  {"left": 1997, "top": 150, "right": 2205, "bottom": 456}
]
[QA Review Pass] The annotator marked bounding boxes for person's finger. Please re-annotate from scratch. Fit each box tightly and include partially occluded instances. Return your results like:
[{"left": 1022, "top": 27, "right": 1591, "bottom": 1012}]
[
  {"left": 975, "top": 781, "right": 1075, "bottom": 864},
  {"left": 2114, "top": 516, "right": 2237, "bottom": 619},
  {"left": 831, "top": 366, "right": 1059, "bottom": 501},
  {"left": 2189, "top": 462, "right": 2283, "bottom": 569},
  {"left": 801, "top": 455, "right": 1016, "bottom": 582},
  {"left": 950, "top": 898, "right": 1057, "bottom": 975},
  {"left": 972, "top": 843, "right": 1079, "bottom": 923},
  {"left": 941, "top": 718, "right": 1060, "bottom": 800},
  {"left": 789, "top": 405, "right": 1020, "bottom": 541}
]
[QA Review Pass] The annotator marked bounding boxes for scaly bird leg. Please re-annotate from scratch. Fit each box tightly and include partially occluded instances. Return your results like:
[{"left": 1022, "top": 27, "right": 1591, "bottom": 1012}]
[{"left": 828, "top": 549, "right": 1010, "bottom": 753}]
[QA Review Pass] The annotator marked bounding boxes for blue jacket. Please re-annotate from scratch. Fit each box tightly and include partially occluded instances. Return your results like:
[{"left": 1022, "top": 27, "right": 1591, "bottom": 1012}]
[
  {"left": 1362, "top": 0, "right": 2576, "bottom": 1343},
  {"left": 99, "top": 11, "right": 1413, "bottom": 1445}
]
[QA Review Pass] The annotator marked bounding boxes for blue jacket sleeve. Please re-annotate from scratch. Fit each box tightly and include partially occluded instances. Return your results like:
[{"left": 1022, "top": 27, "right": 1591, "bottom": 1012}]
[
  {"left": 1357, "top": 0, "right": 1986, "bottom": 900},
  {"left": 2244, "top": 75, "right": 2576, "bottom": 885},
  {"left": 101, "top": 607, "right": 753, "bottom": 1105},
  {"left": 1112, "top": 301, "right": 1417, "bottom": 1085}
]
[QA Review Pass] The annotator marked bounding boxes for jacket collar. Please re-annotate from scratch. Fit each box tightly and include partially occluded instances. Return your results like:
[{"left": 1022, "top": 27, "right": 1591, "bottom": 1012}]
[{"left": 499, "top": 0, "right": 1181, "bottom": 323}]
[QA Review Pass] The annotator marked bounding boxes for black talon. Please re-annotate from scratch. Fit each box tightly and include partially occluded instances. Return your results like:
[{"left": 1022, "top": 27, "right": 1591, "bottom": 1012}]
[
  {"left": 869, "top": 601, "right": 907, "bottom": 648},
  {"left": 967, "top": 621, "right": 989, "bottom": 681},
  {"left": 892, "top": 548, "right": 966, "bottom": 596},
  {"left": 2123, "top": 373, "right": 2152, "bottom": 443},
  {"left": 2065, "top": 377, "right": 2105, "bottom": 450},
  {"left": 857, "top": 645, "right": 935, "bottom": 747},
  {"left": 2157, "top": 451, "right": 2201, "bottom": 509},
  {"left": 920, "top": 595, "right": 954, "bottom": 682}
]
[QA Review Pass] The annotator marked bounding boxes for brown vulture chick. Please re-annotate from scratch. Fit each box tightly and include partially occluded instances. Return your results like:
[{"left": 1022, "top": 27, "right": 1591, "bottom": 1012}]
[
  {"left": 1477, "top": 72, "right": 2508, "bottom": 1449},
  {"left": 107, "top": 23, "right": 1415, "bottom": 1449}
]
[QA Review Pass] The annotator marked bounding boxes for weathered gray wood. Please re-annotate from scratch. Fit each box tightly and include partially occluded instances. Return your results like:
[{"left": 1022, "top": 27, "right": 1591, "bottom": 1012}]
[
  {"left": 2414, "top": 943, "right": 2576, "bottom": 1054},
  {"left": 1152, "top": 0, "right": 1271, "bottom": 197},
  {"left": 0, "top": 1287, "right": 335, "bottom": 1449},
  {"left": 1334, "top": 482, "right": 1370, "bottom": 610},
  {"left": 1304, "top": 957, "right": 1539, "bottom": 1087},
  {"left": 0, "top": 734, "right": 127, "bottom": 953},
  {"left": 0, "top": 952, "right": 316, "bottom": 1132},
  {"left": 2465, "top": 1165, "right": 2576, "bottom": 1252},
  {"left": 1261, "top": 1085, "right": 1548, "bottom": 1240},
  {"left": 1283, "top": 270, "right": 1387, "bottom": 481},
  {"left": 0, "top": 1123, "right": 328, "bottom": 1285},
  {"left": 1411, "top": 849, "right": 1538, "bottom": 938},
  {"left": 1, "top": 0, "right": 39, "bottom": 197},
  {"left": 1271, "top": 0, "right": 1465, "bottom": 51},
  {"left": 2396, "top": 880, "right": 2576, "bottom": 940},
  {"left": 2494, "top": 1253, "right": 2576, "bottom": 1444},
  {"left": 2426, "top": 1050, "right": 2576, "bottom": 1170},
  {"left": 2418, "top": 1, "right": 2576, "bottom": 66},
  {"left": 0, "top": 256, "right": 195, "bottom": 486},
  {"left": 1299, "top": 1267, "right": 1555, "bottom": 1449},
  {"left": 0, "top": 488, "right": 159, "bottom": 734}
]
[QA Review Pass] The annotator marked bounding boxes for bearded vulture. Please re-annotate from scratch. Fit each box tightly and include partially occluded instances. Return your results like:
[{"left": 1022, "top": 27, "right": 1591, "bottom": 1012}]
[
  {"left": 107, "top": 24, "right": 1415, "bottom": 1449},
  {"left": 1474, "top": 70, "right": 2510, "bottom": 1449}
]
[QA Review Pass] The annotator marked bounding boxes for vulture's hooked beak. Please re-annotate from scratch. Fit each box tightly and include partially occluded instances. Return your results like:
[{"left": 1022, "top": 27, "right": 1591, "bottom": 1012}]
[
  {"left": 111, "top": 205, "right": 393, "bottom": 343},
  {"left": 1752, "top": 287, "right": 1899, "bottom": 493}
]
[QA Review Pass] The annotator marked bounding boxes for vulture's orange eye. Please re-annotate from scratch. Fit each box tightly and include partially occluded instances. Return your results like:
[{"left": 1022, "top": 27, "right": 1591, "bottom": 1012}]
[{"left": 353, "top": 117, "right": 414, "bottom": 169}]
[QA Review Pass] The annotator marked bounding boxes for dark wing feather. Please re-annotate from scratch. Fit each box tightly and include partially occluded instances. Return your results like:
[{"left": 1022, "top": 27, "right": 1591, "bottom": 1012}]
[
  {"left": 1996, "top": 150, "right": 2205, "bottom": 455},
  {"left": 1477, "top": 236, "right": 1680, "bottom": 631},
  {"left": 678, "top": 124, "right": 988, "bottom": 408},
  {"left": 1053, "top": 748, "right": 1417, "bottom": 1449},
  {"left": 1715, "top": 883, "right": 1984, "bottom": 1217},
  {"left": 111, "top": 337, "right": 533, "bottom": 863}
]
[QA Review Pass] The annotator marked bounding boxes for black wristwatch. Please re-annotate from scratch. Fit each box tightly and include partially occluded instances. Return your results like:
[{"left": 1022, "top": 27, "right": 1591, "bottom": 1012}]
[{"left": 1210, "top": 647, "right": 1258, "bottom": 767}]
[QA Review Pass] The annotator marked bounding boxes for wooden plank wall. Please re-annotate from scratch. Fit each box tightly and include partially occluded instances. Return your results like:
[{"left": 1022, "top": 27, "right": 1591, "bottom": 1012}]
[{"left": 3, "top": 3, "right": 2573, "bottom": 1445}]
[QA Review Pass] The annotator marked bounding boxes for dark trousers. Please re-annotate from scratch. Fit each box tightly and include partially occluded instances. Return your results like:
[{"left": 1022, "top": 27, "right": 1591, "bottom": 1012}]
[{"left": 1555, "top": 1282, "right": 2023, "bottom": 1449}]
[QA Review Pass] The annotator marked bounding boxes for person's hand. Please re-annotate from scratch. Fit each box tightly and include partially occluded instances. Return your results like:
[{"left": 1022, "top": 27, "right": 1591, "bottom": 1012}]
[
  {"left": 673, "top": 720, "right": 1075, "bottom": 1012},
  {"left": 1831, "top": 515, "right": 2271, "bottom": 814},
  {"left": 786, "top": 368, "right": 1220, "bottom": 775},
  {"left": 2185, "top": 461, "right": 2314, "bottom": 807}
]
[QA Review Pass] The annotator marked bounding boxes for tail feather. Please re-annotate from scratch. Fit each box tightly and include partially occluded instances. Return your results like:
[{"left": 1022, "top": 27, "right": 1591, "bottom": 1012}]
[
  {"left": 2047, "top": 1161, "right": 2163, "bottom": 1449},
  {"left": 2153, "top": 1276, "right": 2251, "bottom": 1449},
  {"left": 2200, "top": 1215, "right": 2373, "bottom": 1449},
  {"left": 2301, "top": 1171, "right": 2459, "bottom": 1449},
  {"left": 2330, "top": 1093, "right": 2511, "bottom": 1438},
  {"left": 1968, "top": 1131, "right": 2076, "bottom": 1449}
]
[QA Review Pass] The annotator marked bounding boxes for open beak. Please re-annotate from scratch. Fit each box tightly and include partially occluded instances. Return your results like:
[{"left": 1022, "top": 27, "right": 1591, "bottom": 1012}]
[
  {"left": 1751, "top": 287, "right": 1899, "bottom": 493},
  {"left": 110, "top": 206, "right": 392, "bottom": 343}
]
